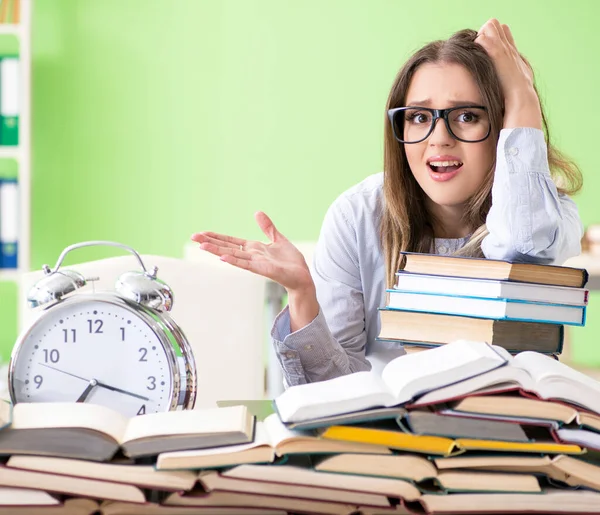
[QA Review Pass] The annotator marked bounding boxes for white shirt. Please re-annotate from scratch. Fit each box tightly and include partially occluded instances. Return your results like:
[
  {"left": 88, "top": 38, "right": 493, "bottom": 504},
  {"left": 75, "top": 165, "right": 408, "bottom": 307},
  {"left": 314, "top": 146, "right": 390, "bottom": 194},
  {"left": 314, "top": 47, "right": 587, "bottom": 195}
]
[{"left": 272, "top": 128, "right": 584, "bottom": 387}]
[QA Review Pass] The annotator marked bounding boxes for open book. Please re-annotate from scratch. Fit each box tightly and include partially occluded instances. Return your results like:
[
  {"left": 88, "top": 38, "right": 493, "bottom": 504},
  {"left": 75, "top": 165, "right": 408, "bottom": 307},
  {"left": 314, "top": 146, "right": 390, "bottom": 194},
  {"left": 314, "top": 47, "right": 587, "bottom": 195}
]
[
  {"left": 433, "top": 453, "right": 600, "bottom": 492},
  {"left": 275, "top": 340, "right": 508, "bottom": 424},
  {"left": 314, "top": 454, "right": 541, "bottom": 494},
  {"left": 410, "top": 348, "right": 600, "bottom": 415},
  {"left": 6, "top": 455, "right": 197, "bottom": 492},
  {"left": 0, "top": 402, "right": 254, "bottom": 460},
  {"left": 156, "top": 412, "right": 392, "bottom": 470},
  {"left": 410, "top": 490, "right": 600, "bottom": 514},
  {"left": 442, "top": 394, "right": 600, "bottom": 432}
]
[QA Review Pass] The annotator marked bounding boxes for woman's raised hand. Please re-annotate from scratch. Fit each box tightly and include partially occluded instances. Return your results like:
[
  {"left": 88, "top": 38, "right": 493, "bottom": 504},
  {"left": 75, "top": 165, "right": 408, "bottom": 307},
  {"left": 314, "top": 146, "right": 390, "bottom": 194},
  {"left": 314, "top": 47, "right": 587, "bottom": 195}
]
[
  {"left": 475, "top": 18, "right": 542, "bottom": 130},
  {"left": 191, "top": 211, "right": 315, "bottom": 294}
]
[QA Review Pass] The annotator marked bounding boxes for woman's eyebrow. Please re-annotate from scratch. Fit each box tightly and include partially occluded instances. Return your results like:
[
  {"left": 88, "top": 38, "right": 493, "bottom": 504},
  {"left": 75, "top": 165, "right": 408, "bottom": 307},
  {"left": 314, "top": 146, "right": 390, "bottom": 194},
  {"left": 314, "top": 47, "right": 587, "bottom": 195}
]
[{"left": 405, "top": 99, "right": 483, "bottom": 107}]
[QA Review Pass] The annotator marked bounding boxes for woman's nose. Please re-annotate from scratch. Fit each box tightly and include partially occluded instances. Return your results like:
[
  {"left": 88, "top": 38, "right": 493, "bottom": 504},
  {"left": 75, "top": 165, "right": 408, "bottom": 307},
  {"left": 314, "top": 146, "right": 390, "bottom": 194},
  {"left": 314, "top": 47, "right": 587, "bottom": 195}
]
[{"left": 428, "top": 118, "right": 455, "bottom": 146}]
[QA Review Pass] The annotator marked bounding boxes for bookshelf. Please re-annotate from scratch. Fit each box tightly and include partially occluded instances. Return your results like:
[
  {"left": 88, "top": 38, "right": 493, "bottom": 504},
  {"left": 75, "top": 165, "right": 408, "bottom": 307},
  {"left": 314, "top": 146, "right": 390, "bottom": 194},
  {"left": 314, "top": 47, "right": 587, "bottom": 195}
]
[{"left": 0, "top": 0, "right": 30, "bottom": 283}]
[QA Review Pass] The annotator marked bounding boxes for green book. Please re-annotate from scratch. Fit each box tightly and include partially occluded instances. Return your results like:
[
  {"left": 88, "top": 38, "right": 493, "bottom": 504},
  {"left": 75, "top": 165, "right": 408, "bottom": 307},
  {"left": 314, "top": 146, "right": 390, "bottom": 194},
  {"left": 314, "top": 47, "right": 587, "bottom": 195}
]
[{"left": 0, "top": 56, "right": 19, "bottom": 146}]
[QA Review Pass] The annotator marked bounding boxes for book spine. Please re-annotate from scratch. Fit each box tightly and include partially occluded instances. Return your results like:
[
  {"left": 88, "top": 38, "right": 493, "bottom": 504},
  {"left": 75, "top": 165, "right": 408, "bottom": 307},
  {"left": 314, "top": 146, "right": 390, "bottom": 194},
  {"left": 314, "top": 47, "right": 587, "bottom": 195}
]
[
  {"left": 0, "top": 177, "right": 18, "bottom": 268},
  {"left": 0, "top": 56, "right": 19, "bottom": 146}
]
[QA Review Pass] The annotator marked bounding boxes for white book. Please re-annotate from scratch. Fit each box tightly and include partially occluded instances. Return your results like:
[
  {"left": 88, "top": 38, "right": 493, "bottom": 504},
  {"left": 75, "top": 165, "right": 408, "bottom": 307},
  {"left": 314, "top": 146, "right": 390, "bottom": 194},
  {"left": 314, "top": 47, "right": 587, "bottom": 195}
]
[
  {"left": 386, "top": 290, "right": 585, "bottom": 325},
  {"left": 0, "top": 58, "right": 19, "bottom": 118},
  {"left": 394, "top": 272, "right": 588, "bottom": 306},
  {"left": 274, "top": 340, "right": 507, "bottom": 424},
  {"left": 0, "top": 179, "right": 18, "bottom": 268},
  {"left": 412, "top": 349, "right": 600, "bottom": 415}
]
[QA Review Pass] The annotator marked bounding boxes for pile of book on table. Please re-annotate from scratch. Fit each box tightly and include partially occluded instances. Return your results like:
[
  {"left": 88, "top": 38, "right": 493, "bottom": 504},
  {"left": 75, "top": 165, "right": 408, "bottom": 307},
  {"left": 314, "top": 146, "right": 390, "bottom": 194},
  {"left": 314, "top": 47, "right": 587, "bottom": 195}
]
[
  {"left": 0, "top": 340, "right": 599, "bottom": 514},
  {"left": 378, "top": 252, "right": 589, "bottom": 357}
]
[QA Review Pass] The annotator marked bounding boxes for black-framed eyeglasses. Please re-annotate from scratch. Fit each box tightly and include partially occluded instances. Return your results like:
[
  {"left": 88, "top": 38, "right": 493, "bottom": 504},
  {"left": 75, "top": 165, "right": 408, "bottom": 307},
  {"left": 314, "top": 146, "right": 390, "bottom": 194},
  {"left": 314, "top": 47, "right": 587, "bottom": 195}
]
[{"left": 387, "top": 106, "right": 491, "bottom": 144}]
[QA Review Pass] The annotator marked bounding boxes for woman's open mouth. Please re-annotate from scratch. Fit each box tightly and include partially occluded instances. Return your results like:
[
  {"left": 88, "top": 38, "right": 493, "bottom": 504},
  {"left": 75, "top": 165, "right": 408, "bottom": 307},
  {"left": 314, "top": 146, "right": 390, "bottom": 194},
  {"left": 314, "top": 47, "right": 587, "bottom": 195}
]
[{"left": 427, "top": 159, "right": 463, "bottom": 182}]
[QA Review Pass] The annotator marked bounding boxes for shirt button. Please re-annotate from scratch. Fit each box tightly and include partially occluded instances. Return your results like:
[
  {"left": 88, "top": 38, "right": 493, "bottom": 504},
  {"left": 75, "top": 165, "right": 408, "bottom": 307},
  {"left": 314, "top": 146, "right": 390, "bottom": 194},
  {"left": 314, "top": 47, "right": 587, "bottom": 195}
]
[
  {"left": 304, "top": 345, "right": 313, "bottom": 351},
  {"left": 284, "top": 351, "right": 296, "bottom": 359},
  {"left": 508, "top": 147, "right": 519, "bottom": 156},
  {"left": 437, "top": 245, "right": 448, "bottom": 254}
]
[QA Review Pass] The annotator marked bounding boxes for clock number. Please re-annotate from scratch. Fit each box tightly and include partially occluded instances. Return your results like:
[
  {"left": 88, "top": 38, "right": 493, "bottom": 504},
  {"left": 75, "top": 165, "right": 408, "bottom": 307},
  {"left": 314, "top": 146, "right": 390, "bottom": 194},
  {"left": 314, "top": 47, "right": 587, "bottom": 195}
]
[
  {"left": 43, "top": 349, "right": 60, "bottom": 364},
  {"left": 146, "top": 376, "right": 156, "bottom": 390},
  {"left": 138, "top": 348, "right": 148, "bottom": 362},
  {"left": 137, "top": 405, "right": 146, "bottom": 415},
  {"left": 87, "top": 319, "right": 104, "bottom": 334},
  {"left": 33, "top": 375, "right": 43, "bottom": 389},
  {"left": 62, "top": 329, "right": 76, "bottom": 343},
  {"left": 120, "top": 327, "right": 125, "bottom": 341}
]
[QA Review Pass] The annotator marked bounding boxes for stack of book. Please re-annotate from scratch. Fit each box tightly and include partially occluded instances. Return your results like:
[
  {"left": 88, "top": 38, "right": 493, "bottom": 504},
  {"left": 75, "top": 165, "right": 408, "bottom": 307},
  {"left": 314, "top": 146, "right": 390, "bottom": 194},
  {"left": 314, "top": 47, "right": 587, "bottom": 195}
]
[
  {"left": 0, "top": 341, "right": 599, "bottom": 514},
  {"left": 377, "top": 252, "right": 589, "bottom": 357}
]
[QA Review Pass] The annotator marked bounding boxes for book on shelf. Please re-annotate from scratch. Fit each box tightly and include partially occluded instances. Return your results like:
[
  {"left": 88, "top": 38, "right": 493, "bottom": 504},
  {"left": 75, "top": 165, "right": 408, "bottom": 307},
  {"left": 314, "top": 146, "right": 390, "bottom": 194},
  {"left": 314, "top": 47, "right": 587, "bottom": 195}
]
[
  {"left": 384, "top": 291, "right": 586, "bottom": 325},
  {"left": 0, "top": 402, "right": 255, "bottom": 460},
  {"left": 0, "top": 177, "right": 18, "bottom": 269},
  {"left": 0, "top": 57, "right": 18, "bottom": 146},
  {"left": 394, "top": 271, "right": 589, "bottom": 305},
  {"left": 319, "top": 423, "right": 582, "bottom": 456},
  {"left": 410, "top": 348, "right": 600, "bottom": 415},
  {"left": 274, "top": 340, "right": 508, "bottom": 424},
  {"left": 377, "top": 309, "right": 564, "bottom": 354},
  {"left": 156, "top": 411, "right": 392, "bottom": 471},
  {"left": 433, "top": 453, "right": 600, "bottom": 492},
  {"left": 440, "top": 394, "right": 600, "bottom": 432},
  {"left": 313, "top": 453, "right": 541, "bottom": 493},
  {"left": 400, "top": 251, "right": 588, "bottom": 288},
  {"left": 0, "top": 0, "right": 20, "bottom": 24}
]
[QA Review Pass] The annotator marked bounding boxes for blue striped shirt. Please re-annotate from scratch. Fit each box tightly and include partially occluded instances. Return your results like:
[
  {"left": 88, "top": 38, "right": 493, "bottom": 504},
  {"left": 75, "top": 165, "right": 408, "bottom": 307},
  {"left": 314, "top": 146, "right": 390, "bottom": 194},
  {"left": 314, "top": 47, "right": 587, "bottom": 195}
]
[{"left": 272, "top": 128, "right": 584, "bottom": 387}]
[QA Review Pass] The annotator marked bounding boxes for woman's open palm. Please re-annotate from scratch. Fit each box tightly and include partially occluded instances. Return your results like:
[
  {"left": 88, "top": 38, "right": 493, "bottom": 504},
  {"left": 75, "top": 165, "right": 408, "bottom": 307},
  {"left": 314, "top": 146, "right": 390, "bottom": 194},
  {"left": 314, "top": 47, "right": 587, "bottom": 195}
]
[{"left": 191, "top": 211, "right": 314, "bottom": 293}]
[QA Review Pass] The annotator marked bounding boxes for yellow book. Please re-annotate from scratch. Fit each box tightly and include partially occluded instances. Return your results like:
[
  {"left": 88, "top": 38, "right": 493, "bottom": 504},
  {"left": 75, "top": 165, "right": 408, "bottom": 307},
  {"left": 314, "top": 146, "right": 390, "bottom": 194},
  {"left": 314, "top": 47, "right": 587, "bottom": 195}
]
[
  {"left": 321, "top": 426, "right": 459, "bottom": 455},
  {"left": 321, "top": 425, "right": 583, "bottom": 456}
]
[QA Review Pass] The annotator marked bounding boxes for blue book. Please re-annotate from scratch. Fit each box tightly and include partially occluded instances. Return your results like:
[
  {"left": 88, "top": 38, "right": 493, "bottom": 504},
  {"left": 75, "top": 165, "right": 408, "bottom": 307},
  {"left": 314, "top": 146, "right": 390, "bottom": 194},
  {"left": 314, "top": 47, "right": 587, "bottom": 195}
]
[
  {"left": 386, "top": 289, "right": 585, "bottom": 326},
  {"left": 0, "top": 177, "right": 18, "bottom": 268}
]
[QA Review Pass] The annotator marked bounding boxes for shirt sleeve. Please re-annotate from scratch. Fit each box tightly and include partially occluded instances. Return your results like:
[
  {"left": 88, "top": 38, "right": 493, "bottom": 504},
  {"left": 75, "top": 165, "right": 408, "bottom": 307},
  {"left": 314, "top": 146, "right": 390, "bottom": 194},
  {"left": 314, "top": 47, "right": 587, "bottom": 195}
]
[
  {"left": 271, "top": 195, "right": 371, "bottom": 387},
  {"left": 482, "top": 127, "right": 583, "bottom": 265}
]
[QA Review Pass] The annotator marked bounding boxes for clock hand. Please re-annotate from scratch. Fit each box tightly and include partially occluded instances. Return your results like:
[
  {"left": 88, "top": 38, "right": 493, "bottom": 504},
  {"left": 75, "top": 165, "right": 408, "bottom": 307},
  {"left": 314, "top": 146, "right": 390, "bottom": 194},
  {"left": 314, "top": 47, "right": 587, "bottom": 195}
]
[
  {"left": 39, "top": 363, "right": 89, "bottom": 382},
  {"left": 38, "top": 363, "right": 150, "bottom": 401},
  {"left": 76, "top": 379, "right": 98, "bottom": 402},
  {"left": 94, "top": 381, "right": 150, "bottom": 401}
]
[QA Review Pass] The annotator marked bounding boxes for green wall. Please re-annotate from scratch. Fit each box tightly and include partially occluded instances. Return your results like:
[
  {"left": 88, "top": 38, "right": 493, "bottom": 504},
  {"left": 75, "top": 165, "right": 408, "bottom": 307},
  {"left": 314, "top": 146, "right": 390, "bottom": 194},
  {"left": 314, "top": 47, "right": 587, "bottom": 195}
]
[{"left": 1, "top": 0, "right": 599, "bottom": 362}]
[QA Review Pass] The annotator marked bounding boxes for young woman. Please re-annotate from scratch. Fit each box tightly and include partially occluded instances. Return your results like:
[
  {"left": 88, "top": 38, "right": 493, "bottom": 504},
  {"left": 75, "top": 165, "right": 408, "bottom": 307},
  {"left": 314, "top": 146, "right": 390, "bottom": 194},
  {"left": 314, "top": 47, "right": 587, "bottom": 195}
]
[{"left": 191, "top": 19, "right": 583, "bottom": 387}]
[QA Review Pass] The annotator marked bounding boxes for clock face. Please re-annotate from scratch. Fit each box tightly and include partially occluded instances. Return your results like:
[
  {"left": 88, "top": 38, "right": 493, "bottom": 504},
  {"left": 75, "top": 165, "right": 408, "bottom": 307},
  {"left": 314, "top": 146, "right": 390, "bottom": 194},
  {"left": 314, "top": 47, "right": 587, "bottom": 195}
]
[{"left": 10, "top": 297, "right": 176, "bottom": 417}]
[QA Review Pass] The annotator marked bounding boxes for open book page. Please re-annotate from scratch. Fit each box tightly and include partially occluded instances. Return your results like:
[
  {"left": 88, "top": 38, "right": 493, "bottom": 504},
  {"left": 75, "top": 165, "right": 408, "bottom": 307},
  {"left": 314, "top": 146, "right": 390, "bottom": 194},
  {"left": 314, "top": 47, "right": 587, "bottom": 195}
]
[
  {"left": 263, "top": 413, "right": 308, "bottom": 449},
  {"left": 154, "top": 423, "right": 272, "bottom": 471},
  {"left": 121, "top": 405, "right": 250, "bottom": 443},
  {"left": 11, "top": 402, "right": 128, "bottom": 442},
  {"left": 513, "top": 352, "right": 600, "bottom": 414},
  {"left": 409, "top": 359, "right": 535, "bottom": 407},
  {"left": 381, "top": 340, "right": 507, "bottom": 402},
  {"left": 275, "top": 371, "right": 393, "bottom": 423}
]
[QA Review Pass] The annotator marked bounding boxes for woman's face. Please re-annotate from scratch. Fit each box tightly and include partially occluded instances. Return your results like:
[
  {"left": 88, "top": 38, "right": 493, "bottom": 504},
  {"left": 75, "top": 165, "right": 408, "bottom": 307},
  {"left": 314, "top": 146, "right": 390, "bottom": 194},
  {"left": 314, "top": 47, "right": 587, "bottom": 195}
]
[{"left": 403, "top": 62, "right": 495, "bottom": 209}]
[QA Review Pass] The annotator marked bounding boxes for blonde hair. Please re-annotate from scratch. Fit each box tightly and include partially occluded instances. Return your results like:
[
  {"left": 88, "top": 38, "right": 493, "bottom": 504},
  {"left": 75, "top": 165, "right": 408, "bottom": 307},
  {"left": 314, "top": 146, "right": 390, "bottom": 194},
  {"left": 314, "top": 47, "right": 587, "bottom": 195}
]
[{"left": 380, "top": 29, "right": 582, "bottom": 288}]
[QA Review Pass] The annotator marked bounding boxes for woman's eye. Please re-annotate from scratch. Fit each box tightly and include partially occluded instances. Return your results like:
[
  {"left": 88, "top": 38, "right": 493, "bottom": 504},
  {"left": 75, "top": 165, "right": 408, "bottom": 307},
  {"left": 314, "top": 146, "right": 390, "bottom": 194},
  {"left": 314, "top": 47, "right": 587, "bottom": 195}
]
[
  {"left": 406, "top": 112, "right": 430, "bottom": 124},
  {"left": 457, "top": 111, "right": 478, "bottom": 123}
]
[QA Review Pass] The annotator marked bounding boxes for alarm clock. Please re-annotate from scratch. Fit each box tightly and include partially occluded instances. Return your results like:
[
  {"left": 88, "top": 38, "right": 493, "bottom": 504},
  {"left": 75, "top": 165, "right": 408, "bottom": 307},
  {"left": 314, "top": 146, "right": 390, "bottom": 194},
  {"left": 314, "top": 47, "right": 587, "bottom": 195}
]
[{"left": 8, "top": 241, "right": 197, "bottom": 417}]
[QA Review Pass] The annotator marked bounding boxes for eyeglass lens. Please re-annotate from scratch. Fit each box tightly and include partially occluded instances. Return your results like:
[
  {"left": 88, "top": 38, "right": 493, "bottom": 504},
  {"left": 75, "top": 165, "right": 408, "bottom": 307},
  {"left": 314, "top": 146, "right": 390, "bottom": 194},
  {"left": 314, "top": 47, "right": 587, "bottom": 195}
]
[{"left": 393, "top": 107, "right": 490, "bottom": 143}]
